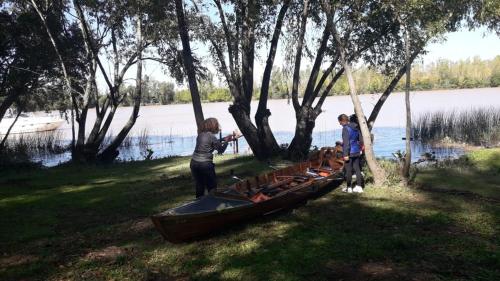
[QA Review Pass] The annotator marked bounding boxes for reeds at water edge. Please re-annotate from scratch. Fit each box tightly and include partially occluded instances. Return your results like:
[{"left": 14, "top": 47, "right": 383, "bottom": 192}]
[
  {"left": 412, "top": 107, "right": 500, "bottom": 146},
  {"left": 1, "top": 130, "right": 67, "bottom": 155},
  {"left": 137, "top": 128, "right": 149, "bottom": 149}
]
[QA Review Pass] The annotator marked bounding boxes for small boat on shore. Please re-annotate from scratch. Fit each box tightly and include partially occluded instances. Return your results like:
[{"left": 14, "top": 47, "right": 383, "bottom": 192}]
[
  {"left": 151, "top": 146, "right": 345, "bottom": 243},
  {"left": 0, "top": 113, "right": 64, "bottom": 135}
]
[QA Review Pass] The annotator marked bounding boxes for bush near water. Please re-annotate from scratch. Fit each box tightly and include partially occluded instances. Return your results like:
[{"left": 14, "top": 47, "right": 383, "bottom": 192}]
[{"left": 413, "top": 107, "right": 500, "bottom": 146}]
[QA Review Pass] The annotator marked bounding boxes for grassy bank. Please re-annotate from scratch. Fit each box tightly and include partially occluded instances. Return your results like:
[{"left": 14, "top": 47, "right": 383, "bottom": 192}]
[{"left": 1, "top": 150, "right": 499, "bottom": 280}]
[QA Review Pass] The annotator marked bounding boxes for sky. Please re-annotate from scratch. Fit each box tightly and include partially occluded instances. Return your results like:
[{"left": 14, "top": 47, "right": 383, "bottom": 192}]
[
  {"left": 422, "top": 27, "right": 500, "bottom": 63},
  {"left": 96, "top": 27, "right": 500, "bottom": 91}
]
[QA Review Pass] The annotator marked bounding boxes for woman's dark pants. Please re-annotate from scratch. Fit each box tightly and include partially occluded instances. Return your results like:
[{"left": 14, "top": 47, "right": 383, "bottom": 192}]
[
  {"left": 190, "top": 160, "right": 217, "bottom": 198},
  {"left": 345, "top": 156, "right": 363, "bottom": 187}
]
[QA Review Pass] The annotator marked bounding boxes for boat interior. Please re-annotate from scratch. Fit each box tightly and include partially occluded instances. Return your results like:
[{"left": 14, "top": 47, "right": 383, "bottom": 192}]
[
  {"left": 218, "top": 146, "right": 344, "bottom": 203},
  {"left": 166, "top": 146, "right": 344, "bottom": 215}
]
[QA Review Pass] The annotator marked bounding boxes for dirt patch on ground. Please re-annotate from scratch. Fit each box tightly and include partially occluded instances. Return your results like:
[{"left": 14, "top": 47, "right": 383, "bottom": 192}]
[
  {"left": 324, "top": 260, "right": 444, "bottom": 281},
  {"left": 84, "top": 246, "right": 127, "bottom": 263},
  {"left": 0, "top": 254, "right": 38, "bottom": 269},
  {"left": 325, "top": 261, "right": 405, "bottom": 281},
  {"left": 129, "top": 218, "right": 154, "bottom": 233}
]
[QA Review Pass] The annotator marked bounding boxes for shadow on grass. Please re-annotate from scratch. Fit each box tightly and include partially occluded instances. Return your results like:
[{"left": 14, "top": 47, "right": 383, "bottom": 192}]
[
  {"left": 1, "top": 154, "right": 499, "bottom": 281},
  {"left": 154, "top": 189, "right": 499, "bottom": 281},
  {"left": 0, "top": 155, "right": 269, "bottom": 280}
]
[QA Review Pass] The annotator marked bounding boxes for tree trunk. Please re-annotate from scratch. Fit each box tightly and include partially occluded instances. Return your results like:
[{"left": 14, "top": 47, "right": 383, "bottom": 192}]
[
  {"left": 229, "top": 103, "right": 269, "bottom": 160},
  {"left": 83, "top": 103, "right": 117, "bottom": 162},
  {"left": 255, "top": 1, "right": 289, "bottom": 155},
  {"left": 31, "top": 0, "right": 76, "bottom": 151},
  {"left": 174, "top": 0, "right": 204, "bottom": 128},
  {"left": 287, "top": 107, "right": 317, "bottom": 160},
  {"left": 198, "top": 0, "right": 279, "bottom": 159},
  {"left": 332, "top": 23, "right": 386, "bottom": 187},
  {"left": 73, "top": 64, "right": 96, "bottom": 163},
  {"left": 291, "top": 0, "right": 309, "bottom": 111},
  {"left": 0, "top": 107, "right": 22, "bottom": 150},
  {"left": 241, "top": 0, "right": 256, "bottom": 107},
  {"left": 98, "top": 16, "right": 143, "bottom": 163},
  {"left": 302, "top": 19, "right": 332, "bottom": 107},
  {"left": 0, "top": 93, "right": 17, "bottom": 122},
  {"left": 402, "top": 25, "right": 412, "bottom": 182},
  {"left": 287, "top": 69, "right": 344, "bottom": 159}
]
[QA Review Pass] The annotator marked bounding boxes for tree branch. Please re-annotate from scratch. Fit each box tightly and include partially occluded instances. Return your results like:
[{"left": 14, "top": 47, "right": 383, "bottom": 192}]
[
  {"left": 73, "top": 0, "right": 115, "bottom": 103},
  {"left": 367, "top": 48, "right": 420, "bottom": 130},
  {"left": 291, "top": 0, "right": 310, "bottom": 111},
  {"left": 302, "top": 17, "right": 333, "bottom": 108},
  {"left": 256, "top": 0, "right": 290, "bottom": 121},
  {"left": 213, "top": 0, "right": 235, "bottom": 78},
  {"left": 314, "top": 68, "right": 344, "bottom": 114}
]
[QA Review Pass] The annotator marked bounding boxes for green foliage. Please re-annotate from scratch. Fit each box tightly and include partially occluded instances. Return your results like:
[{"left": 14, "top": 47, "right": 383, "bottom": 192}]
[
  {"left": 0, "top": 2, "right": 82, "bottom": 114},
  {"left": 174, "top": 89, "right": 192, "bottom": 103},
  {"left": 415, "top": 148, "right": 500, "bottom": 199},
  {"left": 269, "top": 67, "right": 290, "bottom": 99},
  {"left": 159, "top": 55, "right": 500, "bottom": 105},
  {"left": 206, "top": 88, "right": 232, "bottom": 102},
  {"left": 326, "top": 56, "right": 500, "bottom": 96}
]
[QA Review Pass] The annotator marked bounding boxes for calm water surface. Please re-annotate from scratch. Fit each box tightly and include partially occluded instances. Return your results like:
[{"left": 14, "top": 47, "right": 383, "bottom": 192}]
[{"left": 35, "top": 88, "right": 500, "bottom": 166}]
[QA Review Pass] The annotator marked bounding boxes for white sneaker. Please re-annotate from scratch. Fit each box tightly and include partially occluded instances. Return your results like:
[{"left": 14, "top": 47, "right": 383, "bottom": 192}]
[
  {"left": 347, "top": 187, "right": 353, "bottom": 193},
  {"left": 342, "top": 187, "right": 348, "bottom": 192},
  {"left": 353, "top": 186, "right": 363, "bottom": 193}
]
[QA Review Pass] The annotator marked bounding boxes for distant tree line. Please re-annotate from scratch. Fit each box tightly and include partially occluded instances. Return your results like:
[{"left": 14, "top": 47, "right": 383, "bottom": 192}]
[{"left": 152, "top": 55, "right": 500, "bottom": 105}]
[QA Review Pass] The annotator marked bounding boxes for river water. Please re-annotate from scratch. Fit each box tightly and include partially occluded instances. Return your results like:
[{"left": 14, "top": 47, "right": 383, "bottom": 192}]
[{"left": 33, "top": 87, "right": 500, "bottom": 166}]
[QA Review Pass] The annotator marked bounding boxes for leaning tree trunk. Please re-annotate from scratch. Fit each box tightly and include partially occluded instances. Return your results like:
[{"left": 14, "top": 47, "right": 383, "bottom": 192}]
[
  {"left": 98, "top": 16, "right": 144, "bottom": 163},
  {"left": 402, "top": 24, "right": 412, "bottom": 182},
  {"left": 255, "top": 0, "right": 290, "bottom": 155},
  {"left": 31, "top": 0, "right": 76, "bottom": 151},
  {"left": 367, "top": 49, "right": 420, "bottom": 131},
  {"left": 0, "top": 107, "right": 22, "bottom": 150},
  {"left": 174, "top": 0, "right": 204, "bottom": 128},
  {"left": 0, "top": 93, "right": 17, "bottom": 122},
  {"left": 332, "top": 23, "right": 386, "bottom": 187}
]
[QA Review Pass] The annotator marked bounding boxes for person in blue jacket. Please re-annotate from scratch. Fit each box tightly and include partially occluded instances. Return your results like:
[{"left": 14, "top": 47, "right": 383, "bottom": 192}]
[{"left": 338, "top": 114, "right": 364, "bottom": 193}]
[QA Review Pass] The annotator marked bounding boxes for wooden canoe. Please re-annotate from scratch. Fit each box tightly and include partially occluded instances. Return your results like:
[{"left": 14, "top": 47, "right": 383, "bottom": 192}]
[{"left": 151, "top": 146, "right": 344, "bottom": 243}]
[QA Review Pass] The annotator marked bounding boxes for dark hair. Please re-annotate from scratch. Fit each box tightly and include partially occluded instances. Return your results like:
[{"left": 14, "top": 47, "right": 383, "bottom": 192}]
[
  {"left": 349, "top": 114, "right": 358, "bottom": 124},
  {"left": 337, "top": 114, "right": 349, "bottom": 122},
  {"left": 199, "top": 118, "right": 220, "bottom": 134}
]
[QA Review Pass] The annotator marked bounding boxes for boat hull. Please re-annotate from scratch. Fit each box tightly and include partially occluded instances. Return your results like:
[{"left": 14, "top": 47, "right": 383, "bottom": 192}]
[
  {"left": 0, "top": 117, "right": 64, "bottom": 134},
  {"left": 151, "top": 176, "right": 343, "bottom": 243}
]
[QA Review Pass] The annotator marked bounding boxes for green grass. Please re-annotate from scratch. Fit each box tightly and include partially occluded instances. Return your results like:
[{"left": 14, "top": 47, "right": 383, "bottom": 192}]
[
  {"left": 414, "top": 148, "right": 500, "bottom": 200},
  {"left": 1, "top": 151, "right": 499, "bottom": 281}
]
